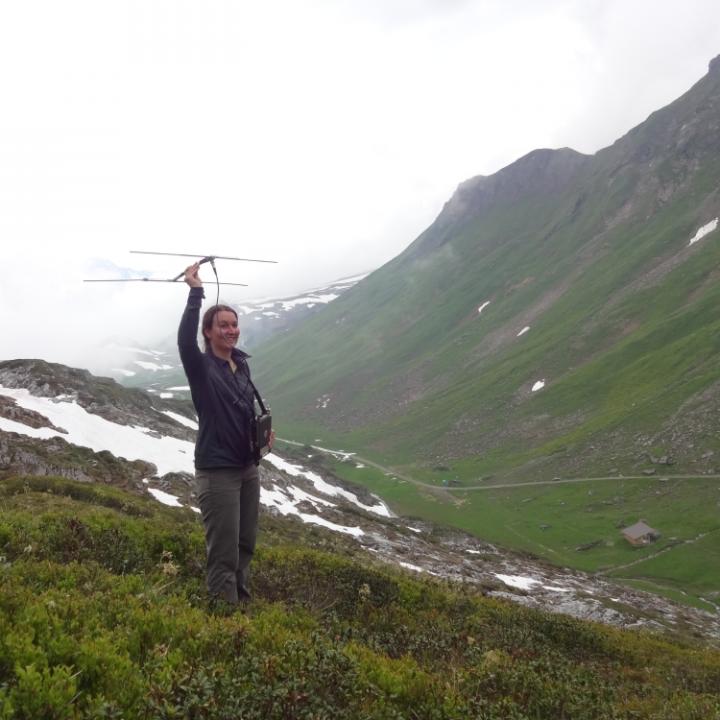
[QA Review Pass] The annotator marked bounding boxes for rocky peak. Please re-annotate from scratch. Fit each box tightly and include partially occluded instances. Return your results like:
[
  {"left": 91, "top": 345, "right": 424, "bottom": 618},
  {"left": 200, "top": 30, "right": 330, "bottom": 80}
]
[
  {"left": 599, "top": 53, "right": 720, "bottom": 175},
  {"left": 446, "top": 147, "right": 589, "bottom": 218},
  {"left": 407, "top": 147, "right": 590, "bottom": 257}
]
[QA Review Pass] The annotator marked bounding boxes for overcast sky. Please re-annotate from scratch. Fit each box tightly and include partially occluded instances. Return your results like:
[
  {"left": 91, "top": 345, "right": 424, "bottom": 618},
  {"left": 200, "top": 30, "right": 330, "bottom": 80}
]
[{"left": 1, "top": 0, "right": 718, "bottom": 371}]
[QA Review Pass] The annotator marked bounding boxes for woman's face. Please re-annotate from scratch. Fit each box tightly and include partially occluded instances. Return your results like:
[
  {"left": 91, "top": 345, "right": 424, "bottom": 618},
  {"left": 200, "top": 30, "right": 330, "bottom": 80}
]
[{"left": 205, "top": 310, "right": 240, "bottom": 355}]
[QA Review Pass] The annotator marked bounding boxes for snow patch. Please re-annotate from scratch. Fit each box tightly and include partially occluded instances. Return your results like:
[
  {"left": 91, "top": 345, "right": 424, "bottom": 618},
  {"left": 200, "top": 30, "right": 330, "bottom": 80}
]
[
  {"left": 263, "top": 454, "right": 392, "bottom": 517},
  {"left": 133, "top": 360, "right": 174, "bottom": 371},
  {"left": 531, "top": 380, "right": 545, "bottom": 392},
  {"left": 147, "top": 488, "right": 182, "bottom": 507},
  {"left": 280, "top": 293, "right": 339, "bottom": 310},
  {"left": 689, "top": 217, "right": 718, "bottom": 245},
  {"left": 517, "top": 326, "right": 530, "bottom": 337},
  {"left": 0, "top": 386, "right": 195, "bottom": 476},
  {"left": 478, "top": 301, "right": 491, "bottom": 314},
  {"left": 286, "top": 485, "right": 337, "bottom": 509},
  {"left": 260, "top": 485, "right": 364, "bottom": 537},
  {"left": 111, "top": 368, "right": 136, "bottom": 377},
  {"left": 160, "top": 410, "right": 199, "bottom": 431},
  {"left": 125, "top": 348, "right": 167, "bottom": 357},
  {"left": 494, "top": 574, "right": 571, "bottom": 594},
  {"left": 495, "top": 574, "right": 539, "bottom": 591}
]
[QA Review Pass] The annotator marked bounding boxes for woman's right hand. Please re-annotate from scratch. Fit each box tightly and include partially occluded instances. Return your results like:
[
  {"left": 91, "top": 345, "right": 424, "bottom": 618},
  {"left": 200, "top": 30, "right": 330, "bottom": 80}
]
[{"left": 184, "top": 262, "right": 202, "bottom": 288}]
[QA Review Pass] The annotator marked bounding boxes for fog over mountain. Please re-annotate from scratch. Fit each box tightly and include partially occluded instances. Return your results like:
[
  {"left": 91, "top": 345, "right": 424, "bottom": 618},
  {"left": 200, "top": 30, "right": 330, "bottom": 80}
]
[{"left": 2, "top": 2, "right": 719, "bottom": 370}]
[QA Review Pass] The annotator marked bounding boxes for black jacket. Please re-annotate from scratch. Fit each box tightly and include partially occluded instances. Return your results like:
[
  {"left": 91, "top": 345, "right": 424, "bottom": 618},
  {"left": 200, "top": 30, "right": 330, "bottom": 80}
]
[{"left": 178, "top": 287, "right": 257, "bottom": 469}]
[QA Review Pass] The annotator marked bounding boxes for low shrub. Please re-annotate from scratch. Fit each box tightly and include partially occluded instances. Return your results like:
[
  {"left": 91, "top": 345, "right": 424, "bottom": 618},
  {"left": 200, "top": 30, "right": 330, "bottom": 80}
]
[{"left": 1, "top": 477, "right": 719, "bottom": 718}]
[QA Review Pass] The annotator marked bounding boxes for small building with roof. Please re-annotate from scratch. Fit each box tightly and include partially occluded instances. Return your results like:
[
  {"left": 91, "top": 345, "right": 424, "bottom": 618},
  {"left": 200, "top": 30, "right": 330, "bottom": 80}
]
[{"left": 621, "top": 520, "right": 661, "bottom": 546}]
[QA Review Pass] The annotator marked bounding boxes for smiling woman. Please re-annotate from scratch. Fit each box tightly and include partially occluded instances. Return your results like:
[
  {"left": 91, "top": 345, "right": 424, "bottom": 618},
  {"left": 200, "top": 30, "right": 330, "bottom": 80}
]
[
  {"left": 178, "top": 262, "right": 274, "bottom": 606},
  {"left": 201, "top": 305, "right": 241, "bottom": 355}
]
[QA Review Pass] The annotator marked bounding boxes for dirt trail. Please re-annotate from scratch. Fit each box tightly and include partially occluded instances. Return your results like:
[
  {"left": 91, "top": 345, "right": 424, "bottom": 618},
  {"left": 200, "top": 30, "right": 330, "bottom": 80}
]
[
  {"left": 454, "top": 474, "right": 720, "bottom": 491},
  {"left": 276, "top": 438, "right": 458, "bottom": 503},
  {"left": 277, "top": 438, "right": 720, "bottom": 494}
]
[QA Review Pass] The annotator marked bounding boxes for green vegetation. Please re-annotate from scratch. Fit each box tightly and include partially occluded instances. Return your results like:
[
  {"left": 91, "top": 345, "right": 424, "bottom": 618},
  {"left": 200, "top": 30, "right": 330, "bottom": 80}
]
[
  {"left": 247, "top": 65, "right": 720, "bottom": 620},
  {"left": 1, "top": 475, "right": 720, "bottom": 718},
  {"left": 251, "top": 63, "right": 720, "bottom": 490}
]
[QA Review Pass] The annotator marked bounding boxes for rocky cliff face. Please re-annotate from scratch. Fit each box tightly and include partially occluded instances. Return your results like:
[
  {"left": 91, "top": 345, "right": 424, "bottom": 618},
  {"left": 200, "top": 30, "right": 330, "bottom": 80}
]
[
  {"left": 0, "top": 430, "right": 156, "bottom": 485},
  {"left": 0, "top": 359, "right": 196, "bottom": 442}
]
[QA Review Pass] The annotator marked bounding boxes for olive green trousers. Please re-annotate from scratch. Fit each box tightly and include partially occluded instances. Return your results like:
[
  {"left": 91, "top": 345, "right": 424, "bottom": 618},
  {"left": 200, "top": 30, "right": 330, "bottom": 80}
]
[{"left": 196, "top": 464, "right": 260, "bottom": 603}]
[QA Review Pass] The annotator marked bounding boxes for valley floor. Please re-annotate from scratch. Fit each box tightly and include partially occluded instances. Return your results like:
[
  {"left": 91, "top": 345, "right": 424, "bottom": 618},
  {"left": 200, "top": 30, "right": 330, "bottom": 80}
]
[{"left": 279, "top": 439, "right": 720, "bottom": 616}]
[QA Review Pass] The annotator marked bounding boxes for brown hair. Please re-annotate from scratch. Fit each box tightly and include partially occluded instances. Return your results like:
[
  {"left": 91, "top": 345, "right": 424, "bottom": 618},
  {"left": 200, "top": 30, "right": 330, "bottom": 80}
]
[{"left": 201, "top": 304, "right": 239, "bottom": 351}]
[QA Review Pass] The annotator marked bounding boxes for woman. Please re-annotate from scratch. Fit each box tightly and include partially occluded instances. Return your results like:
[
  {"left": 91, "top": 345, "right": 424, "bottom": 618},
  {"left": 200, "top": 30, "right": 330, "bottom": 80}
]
[{"left": 178, "top": 262, "right": 272, "bottom": 604}]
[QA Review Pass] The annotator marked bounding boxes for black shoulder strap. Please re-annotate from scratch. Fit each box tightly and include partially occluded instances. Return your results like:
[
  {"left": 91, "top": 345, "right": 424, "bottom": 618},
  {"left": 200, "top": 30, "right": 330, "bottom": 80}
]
[
  {"left": 247, "top": 376, "right": 268, "bottom": 415},
  {"left": 227, "top": 358, "right": 267, "bottom": 417}
]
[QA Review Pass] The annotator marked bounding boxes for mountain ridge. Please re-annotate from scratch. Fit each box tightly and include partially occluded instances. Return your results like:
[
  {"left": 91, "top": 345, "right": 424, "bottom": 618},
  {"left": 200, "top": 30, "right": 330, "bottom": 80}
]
[
  {"left": 252, "top": 54, "right": 720, "bottom": 482},
  {"left": 411, "top": 146, "right": 592, "bottom": 258}
]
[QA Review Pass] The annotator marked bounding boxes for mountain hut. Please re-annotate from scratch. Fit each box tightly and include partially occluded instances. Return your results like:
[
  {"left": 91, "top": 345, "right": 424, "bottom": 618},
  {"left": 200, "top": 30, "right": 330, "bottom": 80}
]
[{"left": 621, "top": 520, "right": 661, "bottom": 547}]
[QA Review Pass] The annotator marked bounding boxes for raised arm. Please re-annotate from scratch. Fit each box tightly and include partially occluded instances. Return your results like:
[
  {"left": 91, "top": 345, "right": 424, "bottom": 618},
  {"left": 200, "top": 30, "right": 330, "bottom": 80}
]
[{"left": 178, "top": 263, "right": 206, "bottom": 382}]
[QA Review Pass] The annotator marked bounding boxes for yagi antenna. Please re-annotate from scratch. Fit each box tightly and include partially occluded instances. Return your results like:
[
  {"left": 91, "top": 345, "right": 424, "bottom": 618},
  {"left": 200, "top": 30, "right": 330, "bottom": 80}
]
[
  {"left": 83, "top": 250, "right": 278, "bottom": 302},
  {"left": 129, "top": 250, "right": 277, "bottom": 264},
  {"left": 83, "top": 278, "right": 249, "bottom": 286}
]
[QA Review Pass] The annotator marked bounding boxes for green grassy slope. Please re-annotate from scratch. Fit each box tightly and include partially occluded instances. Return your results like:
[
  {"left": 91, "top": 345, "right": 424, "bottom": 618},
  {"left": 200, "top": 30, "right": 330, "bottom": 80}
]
[
  {"left": 253, "top": 58, "right": 720, "bottom": 484},
  {"left": 1, "top": 476, "right": 720, "bottom": 719}
]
